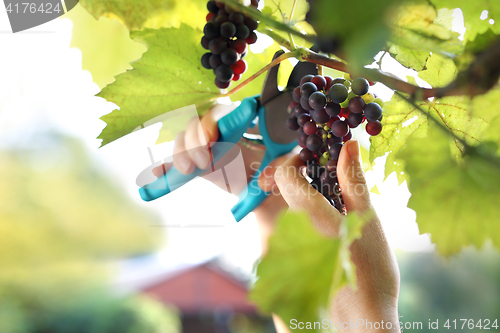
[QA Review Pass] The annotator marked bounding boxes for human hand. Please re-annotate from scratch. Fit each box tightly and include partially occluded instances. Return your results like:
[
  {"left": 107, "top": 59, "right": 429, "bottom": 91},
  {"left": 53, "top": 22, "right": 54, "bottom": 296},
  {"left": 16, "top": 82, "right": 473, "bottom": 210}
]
[
  {"left": 269, "top": 139, "right": 400, "bottom": 332},
  {"left": 151, "top": 103, "right": 293, "bottom": 239}
]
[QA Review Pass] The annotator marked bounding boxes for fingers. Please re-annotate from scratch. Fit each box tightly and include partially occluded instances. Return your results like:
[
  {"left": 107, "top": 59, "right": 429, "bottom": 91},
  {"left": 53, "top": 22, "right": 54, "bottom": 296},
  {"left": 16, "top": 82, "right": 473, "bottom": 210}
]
[
  {"left": 173, "top": 132, "right": 196, "bottom": 174},
  {"left": 173, "top": 103, "right": 235, "bottom": 174},
  {"left": 152, "top": 163, "right": 173, "bottom": 178},
  {"left": 184, "top": 117, "right": 211, "bottom": 170},
  {"left": 337, "top": 139, "right": 371, "bottom": 213},
  {"left": 274, "top": 155, "right": 342, "bottom": 237},
  {"left": 257, "top": 152, "right": 295, "bottom": 192}
]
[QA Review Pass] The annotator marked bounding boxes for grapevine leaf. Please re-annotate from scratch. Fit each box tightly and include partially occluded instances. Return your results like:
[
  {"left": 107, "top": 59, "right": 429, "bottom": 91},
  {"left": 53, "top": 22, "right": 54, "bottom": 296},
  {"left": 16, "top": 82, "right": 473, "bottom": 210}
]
[
  {"left": 262, "top": 0, "right": 309, "bottom": 22},
  {"left": 65, "top": 5, "right": 147, "bottom": 89},
  {"left": 250, "top": 211, "right": 365, "bottom": 331},
  {"left": 388, "top": 44, "right": 430, "bottom": 71},
  {"left": 397, "top": 128, "right": 500, "bottom": 255},
  {"left": 429, "top": 0, "right": 500, "bottom": 42},
  {"left": 370, "top": 55, "right": 488, "bottom": 184},
  {"left": 78, "top": 0, "right": 208, "bottom": 31},
  {"left": 96, "top": 25, "right": 220, "bottom": 147},
  {"left": 390, "top": 3, "right": 462, "bottom": 57}
]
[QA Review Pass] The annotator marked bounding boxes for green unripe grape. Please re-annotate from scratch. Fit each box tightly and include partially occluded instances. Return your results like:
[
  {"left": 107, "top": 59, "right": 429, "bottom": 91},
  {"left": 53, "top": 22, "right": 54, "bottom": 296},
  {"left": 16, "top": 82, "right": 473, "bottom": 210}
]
[
  {"left": 319, "top": 155, "right": 328, "bottom": 166},
  {"left": 362, "top": 92, "right": 375, "bottom": 104},
  {"left": 327, "top": 134, "right": 332, "bottom": 138},
  {"left": 374, "top": 97, "right": 384, "bottom": 107},
  {"left": 323, "top": 151, "right": 330, "bottom": 158},
  {"left": 323, "top": 125, "right": 329, "bottom": 131},
  {"left": 322, "top": 134, "right": 327, "bottom": 139}
]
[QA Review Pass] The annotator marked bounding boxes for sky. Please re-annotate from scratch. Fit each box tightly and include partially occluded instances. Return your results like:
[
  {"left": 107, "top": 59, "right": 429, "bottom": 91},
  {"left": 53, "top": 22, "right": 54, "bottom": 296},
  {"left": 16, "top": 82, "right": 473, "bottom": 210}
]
[{"left": 0, "top": 4, "right": 476, "bottom": 277}]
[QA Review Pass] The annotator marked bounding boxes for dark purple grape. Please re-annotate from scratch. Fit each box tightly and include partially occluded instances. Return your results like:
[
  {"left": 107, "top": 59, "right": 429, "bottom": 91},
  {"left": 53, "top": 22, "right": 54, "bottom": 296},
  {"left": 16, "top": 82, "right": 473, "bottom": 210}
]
[
  {"left": 220, "top": 22, "right": 236, "bottom": 38},
  {"left": 298, "top": 132, "right": 308, "bottom": 148},
  {"left": 204, "top": 22, "right": 220, "bottom": 39},
  {"left": 293, "top": 105, "right": 307, "bottom": 118},
  {"left": 201, "top": 36, "right": 211, "bottom": 50},
  {"left": 298, "top": 114, "right": 312, "bottom": 127},
  {"left": 364, "top": 102, "right": 383, "bottom": 121},
  {"left": 300, "top": 82, "right": 318, "bottom": 99},
  {"left": 343, "top": 131, "right": 352, "bottom": 142},
  {"left": 209, "top": 38, "right": 227, "bottom": 54},
  {"left": 328, "top": 83, "right": 348, "bottom": 104},
  {"left": 221, "top": 48, "right": 238, "bottom": 66},
  {"left": 209, "top": 54, "right": 223, "bottom": 69},
  {"left": 352, "top": 77, "right": 369, "bottom": 96},
  {"left": 311, "top": 75, "right": 327, "bottom": 90},
  {"left": 348, "top": 96, "right": 365, "bottom": 114},
  {"left": 286, "top": 117, "right": 300, "bottom": 131},
  {"left": 329, "top": 142, "right": 343, "bottom": 160},
  {"left": 307, "top": 162, "right": 323, "bottom": 178},
  {"left": 303, "top": 122, "right": 317, "bottom": 135},
  {"left": 245, "top": 31, "right": 258, "bottom": 44},
  {"left": 312, "top": 108, "right": 330, "bottom": 124},
  {"left": 309, "top": 91, "right": 327, "bottom": 110},
  {"left": 300, "top": 148, "right": 315, "bottom": 162},
  {"left": 215, "top": 15, "right": 228, "bottom": 24},
  {"left": 235, "top": 24, "right": 250, "bottom": 39},
  {"left": 327, "top": 135, "right": 342, "bottom": 145},
  {"left": 207, "top": 1, "right": 219, "bottom": 13},
  {"left": 347, "top": 112, "right": 363, "bottom": 128},
  {"left": 300, "top": 97, "right": 313, "bottom": 111},
  {"left": 215, "top": 79, "right": 230, "bottom": 89},
  {"left": 306, "top": 134, "right": 323, "bottom": 152},
  {"left": 201, "top": 53, "right": 212, "bottom": 69},
  {"left": 331, "top": 120, "right": 349, "bottom": 138},
  {"left": 300, "top": 75, "right": 314, "bottom": 86},
  {"left": 366, "top": 120, "right": 383, "bottom": 136},
  {"left": 215, "top": 65, "right": 234, "bottom": 82},
  {"left": 325, "top": 102, "right": 341, "bottom": 116},
  {"left": 229, "top": 12, "right": 244, "bottom": 24},
  {"left": 218, "top": 8, "right": 227, "bottom": 16},
  {"left": 326, "top": 159, "right": 338, "bottom": 172},
  {"left": 244, "top": 17, "right": 258, "bottom": 30},
  {"left": 292, "top": 87, "right": 301, "bottom": 103}
]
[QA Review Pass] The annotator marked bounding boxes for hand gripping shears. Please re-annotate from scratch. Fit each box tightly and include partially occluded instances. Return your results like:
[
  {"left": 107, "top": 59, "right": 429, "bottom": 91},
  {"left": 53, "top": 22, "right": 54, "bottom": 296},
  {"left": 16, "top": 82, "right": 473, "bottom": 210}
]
[{"left": 139, "top": 51, "right": 318, "bottom": 221}]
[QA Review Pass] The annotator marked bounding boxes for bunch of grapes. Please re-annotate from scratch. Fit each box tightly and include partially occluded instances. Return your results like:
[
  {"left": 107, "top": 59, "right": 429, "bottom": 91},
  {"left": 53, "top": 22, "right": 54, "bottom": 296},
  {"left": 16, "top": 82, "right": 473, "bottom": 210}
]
[
  {"left": 201, "top": 0, "right": 260, "bottom": 89},
  {"left": 286, "top": 74, "right": 384, "bottom": 212}
]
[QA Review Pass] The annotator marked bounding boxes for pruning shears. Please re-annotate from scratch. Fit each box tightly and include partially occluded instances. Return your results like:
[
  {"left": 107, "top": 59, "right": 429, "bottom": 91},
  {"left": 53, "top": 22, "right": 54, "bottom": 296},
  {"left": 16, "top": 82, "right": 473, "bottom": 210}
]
[{"left": 139, "top": 51, "right": 318, "bottom": 222}]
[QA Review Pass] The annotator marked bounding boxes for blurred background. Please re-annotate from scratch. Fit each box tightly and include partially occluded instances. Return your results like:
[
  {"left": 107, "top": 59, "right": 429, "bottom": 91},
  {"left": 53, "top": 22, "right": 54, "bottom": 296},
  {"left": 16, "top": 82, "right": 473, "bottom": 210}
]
[{"left": 0, "top": 3, "right": 499, "bottom": 333}]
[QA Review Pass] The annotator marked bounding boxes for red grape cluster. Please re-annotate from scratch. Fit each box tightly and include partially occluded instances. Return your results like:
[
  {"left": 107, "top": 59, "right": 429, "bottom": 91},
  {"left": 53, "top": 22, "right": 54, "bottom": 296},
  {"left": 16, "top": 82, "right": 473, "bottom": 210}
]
[
  {"left": 286, "top": 74, "right": 384, "bottom": 212},
  {"left": 201, "top": 0, "right": 260, "bottom": 89}
]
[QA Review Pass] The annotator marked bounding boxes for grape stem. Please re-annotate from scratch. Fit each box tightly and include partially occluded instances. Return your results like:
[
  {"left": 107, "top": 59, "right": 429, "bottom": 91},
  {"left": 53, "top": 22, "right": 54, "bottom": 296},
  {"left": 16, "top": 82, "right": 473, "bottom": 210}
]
[{"left": 225, "top": 50, "right": 299, "bottom": 98}]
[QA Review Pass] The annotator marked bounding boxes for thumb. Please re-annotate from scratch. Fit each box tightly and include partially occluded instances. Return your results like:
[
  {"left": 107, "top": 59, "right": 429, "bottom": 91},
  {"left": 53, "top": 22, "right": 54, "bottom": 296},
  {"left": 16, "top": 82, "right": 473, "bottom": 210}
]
[
  {"left": 274, "top": 155, "right": 342, "bottom": 237},
  {"left": 337, "top": 139, "right": 371, "bottom": 213}
]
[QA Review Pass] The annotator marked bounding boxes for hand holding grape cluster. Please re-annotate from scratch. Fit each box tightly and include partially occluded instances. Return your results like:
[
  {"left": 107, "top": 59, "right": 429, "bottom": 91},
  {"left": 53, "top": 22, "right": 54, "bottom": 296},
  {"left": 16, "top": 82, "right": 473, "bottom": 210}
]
[
  {"left": 201, "top": 0, "right": 260, "bottom": 89},
  {"left": 286, "top": 75, "right": 384, "bottom": 212}
]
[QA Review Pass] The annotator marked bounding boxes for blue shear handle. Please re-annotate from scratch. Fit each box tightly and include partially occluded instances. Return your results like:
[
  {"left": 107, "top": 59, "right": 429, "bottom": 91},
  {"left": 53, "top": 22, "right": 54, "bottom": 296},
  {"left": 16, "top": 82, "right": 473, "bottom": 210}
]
[
  {"left": 139, "top": 97, "right": 259, "bottom": 202},
  {"left": 231, "top": 151, "right": 273, "bottom": 222}
]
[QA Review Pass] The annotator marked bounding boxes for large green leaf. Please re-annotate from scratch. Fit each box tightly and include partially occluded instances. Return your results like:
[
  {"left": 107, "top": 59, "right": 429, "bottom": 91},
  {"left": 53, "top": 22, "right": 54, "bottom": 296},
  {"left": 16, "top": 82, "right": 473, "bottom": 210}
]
[
  {"left": 390, "top": 3, "right": 462, "bottom": 57},
  {"left": 250, "top": 211, "right": 364, "bottom": 332},
  {"left": 370, "top": 55, "right": 488, "bottom": 184},
  {"left": 79, "top": 0, "right": 208, "bottom": 31},
  {"left": 397, "top": 128, "right": 500, "bottom": 255},
  {"left": 388, "top": 44, "right": 430, "bottom": 71},
  {"left": 97, "top": 25, "right": 220, "bottom": 147},
  {"left": 430, "top": 0, "right": 500, "bottom": 42}
]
